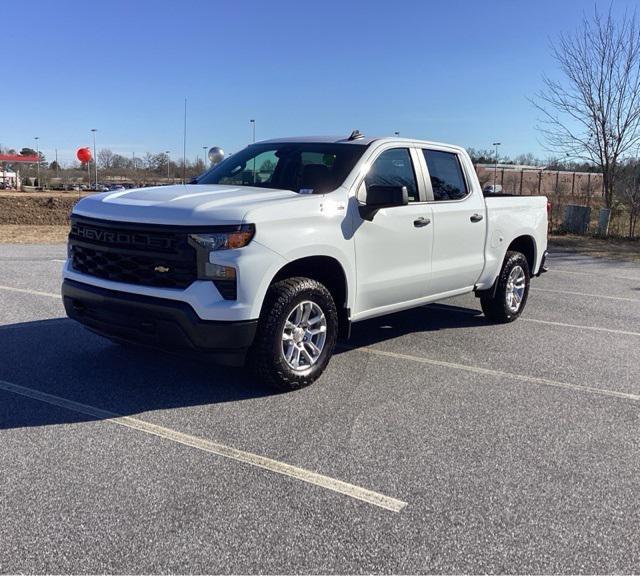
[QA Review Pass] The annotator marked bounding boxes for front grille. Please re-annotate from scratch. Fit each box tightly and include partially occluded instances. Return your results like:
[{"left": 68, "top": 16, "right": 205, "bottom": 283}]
[{"left": 69, "top": 217, "right": 198, "bottom": 289}]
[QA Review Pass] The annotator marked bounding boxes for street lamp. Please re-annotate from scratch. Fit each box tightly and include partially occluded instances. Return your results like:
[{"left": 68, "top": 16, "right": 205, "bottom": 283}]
[
  {"left": 250, "top": 119, "right": 256, "bottom": 143},
  {"left": 202, "top": 146, "right": 208, "bottom": 167},
  {"left": 91, "top": 129, "right": 98, "bottom": 189},
  {"left": 34, "top": 137, "right": 40, "bottom": 188},
  {"left": 492, "top": 142, "right": 501, "bottom": 191}
]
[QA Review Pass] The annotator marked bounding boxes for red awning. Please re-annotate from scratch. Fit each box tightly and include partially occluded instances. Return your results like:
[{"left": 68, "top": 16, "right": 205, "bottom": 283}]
[{"left": 0, "top": 154, "right": 40, "bottom": 163}]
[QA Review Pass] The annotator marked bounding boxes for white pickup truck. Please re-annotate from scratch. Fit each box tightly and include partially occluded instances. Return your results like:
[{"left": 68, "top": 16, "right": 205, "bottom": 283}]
[{"left": 62, "top": 133, "right": 548, "bottom": 390}]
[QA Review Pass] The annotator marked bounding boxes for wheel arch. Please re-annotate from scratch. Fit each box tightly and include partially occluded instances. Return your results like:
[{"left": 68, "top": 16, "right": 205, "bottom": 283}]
[
  {"left": 506, "top": 234, "right": 536, "bottom": 274},
  {"left": 264, "top": 255, "right": 351, "bottom": 338},
  {"left": 476, "top": 234, "right": 537, "bottom": 299}
]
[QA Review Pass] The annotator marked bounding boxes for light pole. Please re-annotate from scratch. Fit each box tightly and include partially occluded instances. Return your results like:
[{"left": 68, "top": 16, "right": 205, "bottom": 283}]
[
  {"left": 202, "top": 146, "right": 208, "bottom": 168},
  {"left": 493, "top": 142, "right": 501, "bottom": 191},
  {"left": 34, "top": 137, "right": 40, "bottom": 188},
  {"left": 91, "top": 129, "right": 98, "bottom": 189}
]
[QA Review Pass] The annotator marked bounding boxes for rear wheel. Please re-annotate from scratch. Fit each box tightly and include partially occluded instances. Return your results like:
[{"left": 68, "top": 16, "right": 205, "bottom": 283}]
[
  {"left": 481, "top": 251, "right": 530, "bottom": 323},
  {"left": 251, "top": 277, "right": 338, "bottom": 391}
]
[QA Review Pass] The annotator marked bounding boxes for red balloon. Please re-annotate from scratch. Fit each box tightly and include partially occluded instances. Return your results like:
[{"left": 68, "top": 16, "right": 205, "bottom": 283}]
[{"left": 76, "top": 147, "right": 92, "bottom": 163}]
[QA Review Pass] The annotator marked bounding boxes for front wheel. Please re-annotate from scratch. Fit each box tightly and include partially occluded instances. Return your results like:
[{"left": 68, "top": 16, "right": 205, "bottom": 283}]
[
  {"left": 250, "top": 277, "right": 338, "bottom": 391},
  {"left": 480, "top": 251, "right": 530, "bottom": 323}
]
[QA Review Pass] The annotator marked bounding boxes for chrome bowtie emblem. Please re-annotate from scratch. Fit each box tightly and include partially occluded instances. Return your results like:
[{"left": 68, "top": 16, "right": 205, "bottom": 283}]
[{"left": 154, "top": 265, "right": 170, "bottom": 273}]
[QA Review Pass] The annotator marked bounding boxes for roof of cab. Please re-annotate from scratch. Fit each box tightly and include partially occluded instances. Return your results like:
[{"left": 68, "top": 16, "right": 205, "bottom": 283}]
[
  {"left": 254, "top": 134, "right": 465, "bottom": 152},
  {"left": 256, "top": 135, "right": 378, "bottom": 145}
]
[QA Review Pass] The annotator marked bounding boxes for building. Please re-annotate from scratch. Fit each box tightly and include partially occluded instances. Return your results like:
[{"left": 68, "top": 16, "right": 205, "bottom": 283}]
[{"left": 0, "top": 169, "right": 19, "bottom": 189}]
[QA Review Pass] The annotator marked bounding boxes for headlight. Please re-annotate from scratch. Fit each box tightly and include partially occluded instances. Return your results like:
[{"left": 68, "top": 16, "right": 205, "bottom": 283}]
[
  {"left": 188, "top": 225, "right": 255, "bottom": 300},
  {"left": 188, "top": 224, "right": 255, "bottom": 251}
]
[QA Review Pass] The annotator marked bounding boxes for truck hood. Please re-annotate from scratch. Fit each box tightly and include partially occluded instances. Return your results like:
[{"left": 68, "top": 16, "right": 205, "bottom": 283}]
[{"left": 72, "top": 184, "right": 301, "bottom": 225}]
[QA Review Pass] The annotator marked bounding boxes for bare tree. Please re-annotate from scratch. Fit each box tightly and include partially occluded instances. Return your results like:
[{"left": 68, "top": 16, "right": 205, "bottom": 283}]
[
  {"left": 618, "top": 159, "right": 640, "bottom": 236},
  {"left": 111, "top": 154, "right": 131, "bottom": 170},
  {"left": 513, "top": 153, "right": 541, "bottom": 166},
  {"left": 532, "top": 8, "right": 640, "bottom": 230},
  {"left": 97, "top": 148, "right": 115, "bottom": 170}
]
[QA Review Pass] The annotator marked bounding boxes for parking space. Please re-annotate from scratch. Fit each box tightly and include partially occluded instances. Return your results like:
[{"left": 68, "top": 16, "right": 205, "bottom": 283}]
[{"left": 1, "top": 244, "right": 639, "bottom": 573}]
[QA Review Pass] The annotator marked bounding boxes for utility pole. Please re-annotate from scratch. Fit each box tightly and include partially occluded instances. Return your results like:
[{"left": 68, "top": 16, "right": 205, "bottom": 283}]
[
  {"left": 492, "top": 142, "right": 500, "bottom": 191},
  {"left": 91, "top": 129, "right": 98, "bottom": 189},
  {"left": 165, "top": 150, "right": 170, "bottom": 182},
  {"left": 35, "top": 136, "right": 40, "bottom": 188}
]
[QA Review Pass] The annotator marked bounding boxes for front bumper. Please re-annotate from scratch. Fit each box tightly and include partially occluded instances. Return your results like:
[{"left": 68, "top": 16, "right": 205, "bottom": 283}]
[{"left": 62, "top": 279, "right": 258, "bottom": 366}]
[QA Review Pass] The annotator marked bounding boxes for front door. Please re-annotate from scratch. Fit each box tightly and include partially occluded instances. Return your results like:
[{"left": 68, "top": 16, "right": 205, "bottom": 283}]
[{"left": 353, "top": 147, "right": 433, "bottom": 317}]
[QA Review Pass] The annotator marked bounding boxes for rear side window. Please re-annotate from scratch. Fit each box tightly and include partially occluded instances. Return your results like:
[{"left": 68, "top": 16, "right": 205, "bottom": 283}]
[
  {"left": 422, "top": 149, "right": 468, "bottom": 201},
  {"left": 365, "top": 148, "right": 419, "bottom": 202}
]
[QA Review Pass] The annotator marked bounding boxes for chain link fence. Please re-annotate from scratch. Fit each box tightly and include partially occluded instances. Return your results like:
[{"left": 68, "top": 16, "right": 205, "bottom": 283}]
[{"left": 474, "top": 166, "right": 639, "bottom": 237}]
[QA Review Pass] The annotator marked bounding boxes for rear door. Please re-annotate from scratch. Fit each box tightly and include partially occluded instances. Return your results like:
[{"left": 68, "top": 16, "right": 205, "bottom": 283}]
[
  {"left": 419, "top": 148, "right": 486, "bottom": 296},
  {"left": 352, "top": 146, "right": 433, "bottom": 317}
]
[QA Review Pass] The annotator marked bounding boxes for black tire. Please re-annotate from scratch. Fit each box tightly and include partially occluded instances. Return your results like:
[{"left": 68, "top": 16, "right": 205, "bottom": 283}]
[
  {"left": 251, "top": 277, "right": 339, "bottom": 391},
  {"left": 480, "top": 251, "right": 530, "bottom": 323}
]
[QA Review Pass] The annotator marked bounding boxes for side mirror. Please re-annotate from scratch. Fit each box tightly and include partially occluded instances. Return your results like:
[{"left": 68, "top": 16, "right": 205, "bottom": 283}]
[{"left": 359, "top": 185, "right": 408, "bottom": 220}]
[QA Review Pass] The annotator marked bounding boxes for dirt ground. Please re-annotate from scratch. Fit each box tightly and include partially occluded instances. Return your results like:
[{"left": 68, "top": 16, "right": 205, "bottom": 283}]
[
  {"left": 0, "top": 192, "right": 87, "bottom": 226},
  {"left": 0, "top": 193, "right": 638, "bottom": 261},
  {"left": 549, "top": 234, "right": 640, "bottom": 262}
]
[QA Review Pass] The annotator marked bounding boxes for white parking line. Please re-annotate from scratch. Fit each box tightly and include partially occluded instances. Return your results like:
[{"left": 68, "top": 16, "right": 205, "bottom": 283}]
[
  {"left": 0, "top": 379, "right": 407, "bottom": 513},
  {"left": 356, "top": 347, "right": 640, "bottom": 402},
  {"left": 428, "top": 304, "right": 640, "bottom": 337},
  {"left": 0, "top": 285, "right": 60, "bottom": 298},
  {"left": 532, "top": 287, "right": 640, "bottom": 302},
  {"left": 550, "top": 268, "right": 640, "bottom": 282},
  {"left": 522, "top": 317, "right": 640, "bottom": 337}
]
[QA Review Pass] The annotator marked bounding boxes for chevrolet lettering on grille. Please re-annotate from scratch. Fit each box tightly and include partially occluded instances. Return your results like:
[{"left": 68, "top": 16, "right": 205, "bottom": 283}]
[{"left": 72, "top": 223, "right": 173, "bottom": 250}]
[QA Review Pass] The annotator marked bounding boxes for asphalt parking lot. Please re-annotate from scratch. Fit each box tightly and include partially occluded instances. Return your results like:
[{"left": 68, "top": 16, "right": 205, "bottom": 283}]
[{"left": 1, "top": 244, "right": 639, "bottom": 574}]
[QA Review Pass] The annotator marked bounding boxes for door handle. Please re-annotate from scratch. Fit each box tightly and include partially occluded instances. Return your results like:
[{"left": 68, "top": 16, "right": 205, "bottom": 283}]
[
  {"left": 413, "top": 217, "right": 431, "bottom": 228},
  {"left": 470, "top": 213, "right": 484, "bottom": 222}
]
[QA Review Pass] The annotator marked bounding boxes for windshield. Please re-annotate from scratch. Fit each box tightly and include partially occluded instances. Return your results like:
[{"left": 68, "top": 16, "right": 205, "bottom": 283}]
[{"left": 194, "top": 142, "right": 367, "bottom": 194}]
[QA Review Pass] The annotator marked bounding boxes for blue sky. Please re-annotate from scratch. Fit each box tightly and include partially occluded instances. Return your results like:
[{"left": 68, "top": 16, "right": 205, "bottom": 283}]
[{"left": 2, "top": 0, "right": 637, "bottom": 165}]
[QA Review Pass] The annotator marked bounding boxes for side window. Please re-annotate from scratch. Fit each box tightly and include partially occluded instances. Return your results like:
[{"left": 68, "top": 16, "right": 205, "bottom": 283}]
[
  {"left": 365, "top": 148, "right": 419, "bottom": 202},
  {"left": 422, "top": 149, "right": 468, "bottom": 201}
]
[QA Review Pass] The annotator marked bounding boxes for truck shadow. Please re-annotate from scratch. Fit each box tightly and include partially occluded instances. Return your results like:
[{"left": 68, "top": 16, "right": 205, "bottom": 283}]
[
  {"left": 0, "top": 303, "right": 486, "bottom": 431},
  {"left": 347, "top": 303, "right": 486, "bottom": 349}
]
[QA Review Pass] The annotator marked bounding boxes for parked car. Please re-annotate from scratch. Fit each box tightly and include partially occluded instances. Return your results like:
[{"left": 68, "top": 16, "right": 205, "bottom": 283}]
[
  {"left": 483, "top": 184, "right": 503, "bottom": 194},
  {"left": 108, "top": 184, "right": 126, "bottom": 191},
  {"left": 62, "top": 134, "right": 548, "bottom": 390}
]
